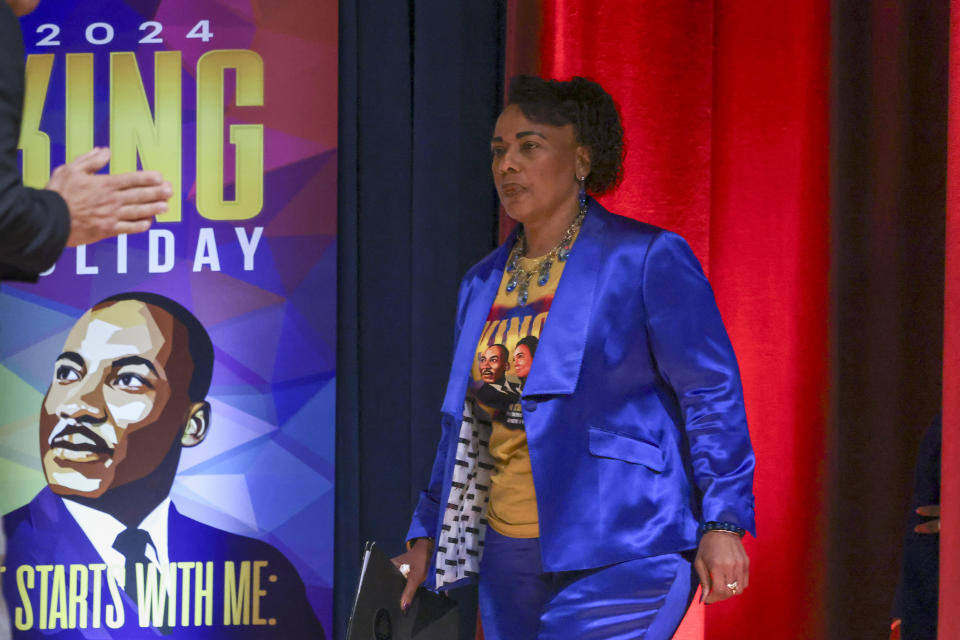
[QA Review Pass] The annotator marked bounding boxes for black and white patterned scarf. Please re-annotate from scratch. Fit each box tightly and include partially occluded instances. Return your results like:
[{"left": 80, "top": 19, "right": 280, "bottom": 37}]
[{"left": 434, "top": 399, "right": 494, "bottom": 587}]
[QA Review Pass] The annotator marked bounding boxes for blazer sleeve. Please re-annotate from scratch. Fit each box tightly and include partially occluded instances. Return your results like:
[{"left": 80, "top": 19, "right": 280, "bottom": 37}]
[
  {"left": 642, "top": 231, "right": 756, "bottom": 535},
  {"left": 405, "top": 275, "right": 472, "bottom": 542},
  {"left": 0, "top": 5, "right": 69, "bottom": 281}
]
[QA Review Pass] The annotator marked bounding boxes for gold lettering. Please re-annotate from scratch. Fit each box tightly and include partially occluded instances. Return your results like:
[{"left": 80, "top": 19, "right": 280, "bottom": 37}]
[
  {"left": 478, "top": 321, "right": 497, "bottom": 349},
  {"left": 135, "top": 563, "right": 168, "bottom": 627},
  {"left": 503, "top": 316, "right": 531, "bottom": 350},
  {"left": 178, "top": 561, "right": 194, "bottom": 626},
  {"left": 48, "top": 565, "right": 67, "bottom": 630},
  {"left": 105, "top": 566, "right": 125, "bottom": 629},
  {"left": 517, "top": 316, "right": 531, "bottom": 339},
  {"left": 15, "top": 565, "right": 34, "bottom": 631},
  {"left": 88, "top": 564, "right": 105, "bottom": 629},
  {"left": 493, "top": 320, "right": 508, "bottom": 346},
  {"left": 35, "top": 565, "right": 53, "bottom": 630},
  {"left": 223, "top": 560, "right": 250, "bottom": 625},
  {"left": 65, "top": 53, "right": 94, "bottom": 162},
  {"left": 195, "top": 561, "right": 214, "bottom": 626},
  {"left": 531, "top": 312, "right": 548, "bottom": 338},
  {"left": 165, "top": 562, "right": 178, "bottom": 627},
  {"left": 252, "top": 561, "right": 267, "bottom": 626},
  {"left": 67, "top": 564, "right": 88, "bottom": 629},
  {"left": 196, "top": 49, "right": 264, "bottom": 220},
  {"left": 18, "top": 55, "right": 54, "bottom": 188},
  {"left": 110, "top": 51, "right": 182, "bottom": 222}
]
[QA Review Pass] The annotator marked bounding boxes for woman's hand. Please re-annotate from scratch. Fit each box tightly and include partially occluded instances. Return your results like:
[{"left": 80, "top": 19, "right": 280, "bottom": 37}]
[
  {"left": 390, "top": 538, "right": 434, "bottom": 612},
  {"left": 694, "top": 531, "right": 750, "bottom": 604},
  {"left": 915, "top": 505, "right": 941, "bottom": 534}
]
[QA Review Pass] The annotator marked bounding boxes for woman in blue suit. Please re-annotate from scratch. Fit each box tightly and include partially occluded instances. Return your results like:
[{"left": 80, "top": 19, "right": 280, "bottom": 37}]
[{"left": 394, "top": 76, "right": 755, "bottom": 640}]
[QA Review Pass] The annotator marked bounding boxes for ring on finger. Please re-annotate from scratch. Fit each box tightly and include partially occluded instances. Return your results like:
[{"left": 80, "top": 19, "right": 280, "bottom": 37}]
[{"left": 726, "top": 580, "right": 739, "bottom": 593}]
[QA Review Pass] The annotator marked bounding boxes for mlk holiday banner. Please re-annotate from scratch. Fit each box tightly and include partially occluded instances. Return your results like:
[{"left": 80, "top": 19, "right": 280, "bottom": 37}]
[{"left": 0, "top": 1, "right": 336, "bottom": 637}]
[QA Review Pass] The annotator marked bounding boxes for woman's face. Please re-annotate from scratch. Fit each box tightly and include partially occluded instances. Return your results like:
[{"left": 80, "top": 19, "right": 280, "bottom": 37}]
[
  {"left": 491, "top": 104, "right": 588, "bottom": 227},
  {"left": 513, "top": 344, "right": 533, "bottom": 379}
]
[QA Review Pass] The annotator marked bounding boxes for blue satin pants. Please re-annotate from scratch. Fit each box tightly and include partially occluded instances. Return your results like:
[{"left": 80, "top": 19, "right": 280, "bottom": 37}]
[{"left": 478, "top": 528, "right": 698, "bottom": 640}]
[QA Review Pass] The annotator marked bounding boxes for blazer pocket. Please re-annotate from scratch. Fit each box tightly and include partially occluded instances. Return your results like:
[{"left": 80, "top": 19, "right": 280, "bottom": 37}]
[{"left": 588, "top": 427, "right": 665, "bottom": 472}]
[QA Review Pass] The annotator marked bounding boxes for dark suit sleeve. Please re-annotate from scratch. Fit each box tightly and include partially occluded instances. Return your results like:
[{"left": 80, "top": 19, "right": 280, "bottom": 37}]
[{"left": 0, "top": 4, "right": 69, "bottom": 281}]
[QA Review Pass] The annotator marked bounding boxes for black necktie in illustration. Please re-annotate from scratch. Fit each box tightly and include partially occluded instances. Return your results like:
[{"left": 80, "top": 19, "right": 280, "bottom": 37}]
[
  {"left": 112, "top": 527, "right": 152, "bottom": 603},
  {"left": 111, "top": 527, "right": 172, "bottom": 634}
]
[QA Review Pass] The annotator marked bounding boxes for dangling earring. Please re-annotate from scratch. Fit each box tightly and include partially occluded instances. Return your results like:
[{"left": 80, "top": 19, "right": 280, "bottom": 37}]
[{"left": 577, "top": 175, "right": 587, "bottom": 211}]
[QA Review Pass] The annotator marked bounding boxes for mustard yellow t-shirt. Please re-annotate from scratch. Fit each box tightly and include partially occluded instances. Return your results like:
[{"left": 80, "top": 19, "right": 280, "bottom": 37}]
[{"left": 467, "top": 241, "right": 574, "bottom": 538}]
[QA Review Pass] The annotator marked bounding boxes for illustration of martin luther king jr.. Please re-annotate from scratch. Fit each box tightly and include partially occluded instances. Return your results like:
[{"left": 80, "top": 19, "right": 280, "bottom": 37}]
[
  {"left": 2, "top": 292, "right": 325, "bottom": 638},
  {"left": 474, "top": 344, "right": 520, "bottom": 413}
]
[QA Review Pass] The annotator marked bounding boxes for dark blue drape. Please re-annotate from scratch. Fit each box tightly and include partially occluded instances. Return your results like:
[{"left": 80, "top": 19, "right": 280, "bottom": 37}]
[{"left": 337, "top": 2, "right": 506, "bottom": 637}]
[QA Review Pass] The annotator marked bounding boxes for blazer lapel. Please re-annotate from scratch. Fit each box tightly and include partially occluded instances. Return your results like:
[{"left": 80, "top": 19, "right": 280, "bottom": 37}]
[
  {"left": 440, "top": 239, "right": 513, "bottom": 416},
  {"left": 522, "top": 201, "right": 606, "bottom": 397}
]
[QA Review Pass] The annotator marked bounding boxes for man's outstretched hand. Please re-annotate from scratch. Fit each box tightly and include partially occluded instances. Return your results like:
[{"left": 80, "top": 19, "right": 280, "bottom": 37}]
[{"left": 46, "top": 147, "right": 172, "bottom": 247}]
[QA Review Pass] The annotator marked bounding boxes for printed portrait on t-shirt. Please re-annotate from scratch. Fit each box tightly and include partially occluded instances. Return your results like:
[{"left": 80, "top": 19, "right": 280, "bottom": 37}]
[
  {"left": 468, "top": 258, "right": 562, "bottom": 428},
  {"left": 468, "top": 299, "right": 549, "bottom": 427},
  {"left": 467, "top": 246, "right": 575, "bottom": 537},
  {"left": 474, "top": 344, "right": 520, "bottom": 412}
]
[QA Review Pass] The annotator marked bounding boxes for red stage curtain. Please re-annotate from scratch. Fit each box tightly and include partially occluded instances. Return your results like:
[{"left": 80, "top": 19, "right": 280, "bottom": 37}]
[
  {"left": 943, "top": 2, "right": 960, "bottom": 636},
  {"left": 534, "top": 1, "right": 831, "bottom": 638}
]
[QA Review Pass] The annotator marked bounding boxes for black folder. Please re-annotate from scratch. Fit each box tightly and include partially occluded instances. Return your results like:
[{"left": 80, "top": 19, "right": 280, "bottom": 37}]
[{"left": 346, "top": 541, "right": 459, "bottom": 640}]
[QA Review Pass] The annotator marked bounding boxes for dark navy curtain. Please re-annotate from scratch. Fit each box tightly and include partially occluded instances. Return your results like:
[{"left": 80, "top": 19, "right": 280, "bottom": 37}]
[{"left": 337, "top": 2, "right": 506, "bottom": 637}]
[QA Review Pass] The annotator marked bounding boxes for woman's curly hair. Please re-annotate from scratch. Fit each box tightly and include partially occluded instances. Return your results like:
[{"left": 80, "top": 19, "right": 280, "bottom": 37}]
[{"left": 507, "top": 75, "right": 625, "bottom": 195}]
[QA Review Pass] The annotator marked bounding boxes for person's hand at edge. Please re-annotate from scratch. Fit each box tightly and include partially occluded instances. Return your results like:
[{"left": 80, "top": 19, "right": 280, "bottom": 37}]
[
  {"left": 391, "top": 537, "right": 434, "bottom": 614},
  {"left": 915, "top": 505, "right": 940, "bottom": 534},
  {"left": 45, "top": 147, "right": 172, "bottom": 247},
  {"left": 694, "top": 530, "right": 750, "bottom": 604}
]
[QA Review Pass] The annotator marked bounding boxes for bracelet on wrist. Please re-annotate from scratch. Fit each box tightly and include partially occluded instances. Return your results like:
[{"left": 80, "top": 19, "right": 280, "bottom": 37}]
[
  {"left": 406, "top": 536, "right": 435, "bottom": 551},
  {"left": 699, "top": 521, "right": 746, "bottom": 538},
  {"left": 704, "top": 528, "right": 742, "bottom": 538}
]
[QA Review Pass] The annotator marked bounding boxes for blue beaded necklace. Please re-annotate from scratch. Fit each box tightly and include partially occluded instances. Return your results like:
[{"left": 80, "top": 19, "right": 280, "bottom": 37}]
[{"left": 504, "top": 193, "right": 587, "bottom": 306}]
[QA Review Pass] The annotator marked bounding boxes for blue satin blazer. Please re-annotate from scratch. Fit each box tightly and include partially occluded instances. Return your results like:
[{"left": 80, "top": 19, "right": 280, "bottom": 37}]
[{"left": 407, "top": 200, "right": 755, "bottom": 584}]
